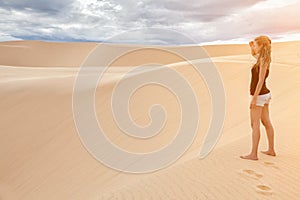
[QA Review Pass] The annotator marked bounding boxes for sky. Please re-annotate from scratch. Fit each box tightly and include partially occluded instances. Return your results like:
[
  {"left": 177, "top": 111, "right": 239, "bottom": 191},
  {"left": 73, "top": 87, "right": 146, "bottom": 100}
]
[{"left": 0, "top": 0, "right": 300, "bottom": 45}]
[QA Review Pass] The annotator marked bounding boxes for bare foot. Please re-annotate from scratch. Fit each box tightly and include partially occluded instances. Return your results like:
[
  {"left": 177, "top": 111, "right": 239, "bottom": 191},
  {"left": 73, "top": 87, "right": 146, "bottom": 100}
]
[
  {"left": 240, "top": 154, "right": 258, "bottom": 160},
  {"left": 261, "top": 150, "right": 276, "bottom": 156}
]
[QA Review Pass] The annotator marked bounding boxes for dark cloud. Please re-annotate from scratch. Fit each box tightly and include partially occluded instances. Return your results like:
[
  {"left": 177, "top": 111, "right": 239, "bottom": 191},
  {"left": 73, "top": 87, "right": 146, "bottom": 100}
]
[{"left": 0, "top": 0, "right": 74, "bottom": 13}]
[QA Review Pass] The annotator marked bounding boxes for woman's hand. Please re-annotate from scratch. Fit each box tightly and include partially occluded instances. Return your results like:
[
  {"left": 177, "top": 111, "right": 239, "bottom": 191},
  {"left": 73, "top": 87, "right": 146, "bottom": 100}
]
[{"left": 250, "top": 96, "right": 257, "bottom": 109}]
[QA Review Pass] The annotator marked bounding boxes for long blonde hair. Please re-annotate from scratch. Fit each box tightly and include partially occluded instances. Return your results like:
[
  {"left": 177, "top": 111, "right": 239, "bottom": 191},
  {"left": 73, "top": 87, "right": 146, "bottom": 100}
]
[{"left": 253, "top": 35, "right": 272, "bottom": 71}]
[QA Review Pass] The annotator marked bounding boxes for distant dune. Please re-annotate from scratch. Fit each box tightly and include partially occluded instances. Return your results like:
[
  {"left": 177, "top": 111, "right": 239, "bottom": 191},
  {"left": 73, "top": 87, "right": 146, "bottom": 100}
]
[{"left": 0, "top": 40, "right": 300, "bottom": 199}]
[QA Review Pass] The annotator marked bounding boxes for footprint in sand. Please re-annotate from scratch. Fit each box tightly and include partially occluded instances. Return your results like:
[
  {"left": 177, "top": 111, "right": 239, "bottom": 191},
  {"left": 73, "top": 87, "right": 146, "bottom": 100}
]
[
  {"left": 256, "top": 184, "right": 273, "bottom": 195},
  {"left": 239, "top": 169, "right": 264, "bottom": 180},
  {"left": 263, "top": 161, "right": 279, "bottom": 169}
]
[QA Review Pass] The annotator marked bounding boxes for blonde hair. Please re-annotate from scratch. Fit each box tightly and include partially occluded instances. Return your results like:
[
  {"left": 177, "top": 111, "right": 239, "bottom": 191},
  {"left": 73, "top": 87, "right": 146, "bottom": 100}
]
[{"left": 253, "top": 35, "right": 272, "bottom": 70}]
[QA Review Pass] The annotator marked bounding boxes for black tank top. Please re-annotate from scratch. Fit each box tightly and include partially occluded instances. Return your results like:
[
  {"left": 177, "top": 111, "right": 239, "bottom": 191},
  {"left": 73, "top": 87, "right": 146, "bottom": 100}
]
[{"left": 250, "top": 63, "right": 270, "bottom": 95}]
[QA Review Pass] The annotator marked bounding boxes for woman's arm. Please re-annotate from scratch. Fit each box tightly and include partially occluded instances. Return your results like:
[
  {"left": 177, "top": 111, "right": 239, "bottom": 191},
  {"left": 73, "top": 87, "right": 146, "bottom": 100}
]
[{"left": 249, "top": 41, "right": 256, "bottom": 57}]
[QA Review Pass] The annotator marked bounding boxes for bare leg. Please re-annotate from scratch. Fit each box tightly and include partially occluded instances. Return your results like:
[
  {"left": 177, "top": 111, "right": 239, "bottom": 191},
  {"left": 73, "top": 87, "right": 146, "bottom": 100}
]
[
  {"left": 260, "top": 104, "right": 276, "bottom": 156},
  {"left": 240, "top": 105, "right": 263, "bottom": 160},
  {"left": 241, "top": 105, "right": 263, "bottom": 160}
]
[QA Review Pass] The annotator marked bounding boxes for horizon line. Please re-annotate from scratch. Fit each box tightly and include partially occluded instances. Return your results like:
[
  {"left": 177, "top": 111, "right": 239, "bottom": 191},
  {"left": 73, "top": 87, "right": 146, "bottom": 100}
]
[{"left": 1, "top": 37, "right": 299, "bottom": 46}]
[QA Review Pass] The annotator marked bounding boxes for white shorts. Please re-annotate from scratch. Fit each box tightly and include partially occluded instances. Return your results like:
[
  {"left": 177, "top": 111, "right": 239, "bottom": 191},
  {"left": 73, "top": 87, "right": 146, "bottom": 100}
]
[{"left": 250, "top": 92, "right": 271, "bottom": 107}]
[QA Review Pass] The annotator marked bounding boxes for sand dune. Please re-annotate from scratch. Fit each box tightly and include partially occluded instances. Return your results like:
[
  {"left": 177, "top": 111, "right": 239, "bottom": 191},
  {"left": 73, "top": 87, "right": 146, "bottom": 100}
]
[{"left": 0, "top": 40, "right": 300, "bottom": 199}]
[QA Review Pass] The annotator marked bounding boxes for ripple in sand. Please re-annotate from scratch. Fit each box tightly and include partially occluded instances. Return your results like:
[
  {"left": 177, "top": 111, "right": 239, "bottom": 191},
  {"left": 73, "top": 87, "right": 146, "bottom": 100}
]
[{"left": 263, "top": 161, "right": 279, "bottom": 169}]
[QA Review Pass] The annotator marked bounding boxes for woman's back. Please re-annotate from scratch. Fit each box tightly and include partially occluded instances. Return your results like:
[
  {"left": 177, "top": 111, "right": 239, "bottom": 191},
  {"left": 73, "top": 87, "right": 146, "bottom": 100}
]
[{"left": 250, "top": 63, "right": 270, "bottom": 95}]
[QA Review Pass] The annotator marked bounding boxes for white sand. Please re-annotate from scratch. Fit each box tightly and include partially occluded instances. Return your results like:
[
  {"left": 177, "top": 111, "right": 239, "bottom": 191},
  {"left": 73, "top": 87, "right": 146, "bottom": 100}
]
[{"left": 0, "top": 40, "right": 300, "bottom": 199}]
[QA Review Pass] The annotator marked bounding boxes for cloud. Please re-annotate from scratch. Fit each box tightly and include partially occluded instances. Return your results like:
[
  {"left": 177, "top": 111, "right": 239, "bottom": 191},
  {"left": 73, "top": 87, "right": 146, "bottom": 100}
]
[
  {"left": 145, "top": 0, "right": 265, "bottom": 22},
  {"left": 0, "top": 0, "right": 74, "bottom": 13},
  {"left": 204, "top": 0, "right": 300, "bottom": 42},
  {"left": 0, "top": 0, "right": 299, "bottom": 44}
]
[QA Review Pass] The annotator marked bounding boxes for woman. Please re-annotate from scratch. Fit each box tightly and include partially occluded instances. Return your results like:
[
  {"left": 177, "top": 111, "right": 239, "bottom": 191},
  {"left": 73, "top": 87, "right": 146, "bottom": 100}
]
[{"left": 240, "top": 35, "right": 276, "bottom": 160}]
